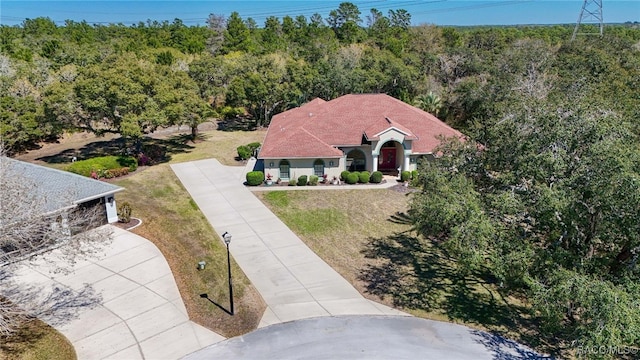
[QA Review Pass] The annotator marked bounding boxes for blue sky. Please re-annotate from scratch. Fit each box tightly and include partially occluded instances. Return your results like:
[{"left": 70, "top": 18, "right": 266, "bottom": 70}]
[{"left": 1, "top": 1, "right": 638, "bottom": 27}]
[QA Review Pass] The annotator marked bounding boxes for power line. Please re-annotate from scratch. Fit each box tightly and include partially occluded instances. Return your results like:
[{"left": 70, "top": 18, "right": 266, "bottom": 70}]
[
  {"left": 571, "top": 0, "right": 604, "bottom": 41},
  {"left": 0, "top": 1, "right": 571, "bottom": 27}
]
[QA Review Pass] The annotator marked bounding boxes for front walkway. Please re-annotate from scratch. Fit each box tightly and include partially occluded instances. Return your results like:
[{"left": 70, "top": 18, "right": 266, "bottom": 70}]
[
  {"left": 2, "top": 226, "right": 224, "bottom": 359},
  {"left": 171, "top": 159, "right": 407, "bottom": 327}
]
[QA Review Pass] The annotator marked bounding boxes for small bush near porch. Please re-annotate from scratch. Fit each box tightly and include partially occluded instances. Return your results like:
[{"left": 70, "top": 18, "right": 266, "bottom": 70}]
[{"left": 246, "top": 171, "right": 265, "bottom": 186}]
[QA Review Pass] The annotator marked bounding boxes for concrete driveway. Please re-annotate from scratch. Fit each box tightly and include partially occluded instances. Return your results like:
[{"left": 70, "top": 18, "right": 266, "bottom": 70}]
[
  {"left": 171, "top": 159, "right": 407, "bottom": 328},
  {"left": 172, "top": 159, "right": 551, "bottom": 360},
  {"left": 2, "top": 226, "right": 224, "bottom": 359}
]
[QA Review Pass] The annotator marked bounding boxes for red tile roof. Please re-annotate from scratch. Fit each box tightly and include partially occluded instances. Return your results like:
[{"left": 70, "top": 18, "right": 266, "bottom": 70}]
[{"left": 259, "top": 94, "right": 464, "bottom": 158}]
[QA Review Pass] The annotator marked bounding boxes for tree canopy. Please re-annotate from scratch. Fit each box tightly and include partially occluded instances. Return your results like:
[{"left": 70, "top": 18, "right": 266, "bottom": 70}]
[{"left": 1, "top": 7, "right": 639, "bottom": 152}]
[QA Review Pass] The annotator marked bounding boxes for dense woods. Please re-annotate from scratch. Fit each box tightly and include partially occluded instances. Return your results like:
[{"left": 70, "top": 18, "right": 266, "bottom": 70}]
[{"left": 1, "top": 2, "right": 639, "bottom": 357}]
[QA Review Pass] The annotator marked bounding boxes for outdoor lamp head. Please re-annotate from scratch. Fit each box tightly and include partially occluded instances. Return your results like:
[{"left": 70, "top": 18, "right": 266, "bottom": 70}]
[{"left": 222, "top": 232, "right": 231, "bottom": 244}]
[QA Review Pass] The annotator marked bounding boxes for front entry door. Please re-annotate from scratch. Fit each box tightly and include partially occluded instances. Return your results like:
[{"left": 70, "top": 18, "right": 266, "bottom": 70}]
[{"left": 379, "top": 148, "right": 396, "bottom": 171}]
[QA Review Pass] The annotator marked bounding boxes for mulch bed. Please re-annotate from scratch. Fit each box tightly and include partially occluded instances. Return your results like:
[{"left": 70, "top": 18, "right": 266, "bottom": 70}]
[{"left": 112, "top": 218, "right": 141, "bottom": 230}]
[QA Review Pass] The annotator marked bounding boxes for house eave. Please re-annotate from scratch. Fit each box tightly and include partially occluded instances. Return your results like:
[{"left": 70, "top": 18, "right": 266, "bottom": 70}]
[
  {"left": 73, "top": 187, "right": 125, "bottom": 205},
  {"left": 260, "top": 155, "right": 343, "bottom": 160}
]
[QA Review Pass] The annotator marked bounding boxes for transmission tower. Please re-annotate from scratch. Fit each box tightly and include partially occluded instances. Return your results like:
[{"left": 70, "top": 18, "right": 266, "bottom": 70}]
[{"left": 571, "top": 0, "right": 604, "bottom": 41}]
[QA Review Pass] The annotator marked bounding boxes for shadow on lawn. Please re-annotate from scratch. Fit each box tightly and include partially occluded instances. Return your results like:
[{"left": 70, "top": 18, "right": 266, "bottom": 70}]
[
  {"left": 200, "top": 293, "right": 233, "bottom": 316},
  {"left": 36, "top": 133, "right": 204, "bottom": 164},
  {"left": 359, "top": 231, "right": 559, "bottom": 358},
  {"left": 217, "top": 117, "right": 258, "bottom": 132}
]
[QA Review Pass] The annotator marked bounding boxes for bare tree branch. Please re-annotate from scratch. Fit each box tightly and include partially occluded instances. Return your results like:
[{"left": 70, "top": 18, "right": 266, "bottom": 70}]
[{"left": 0, "top": 150, "right": 112, "bottom": 335}]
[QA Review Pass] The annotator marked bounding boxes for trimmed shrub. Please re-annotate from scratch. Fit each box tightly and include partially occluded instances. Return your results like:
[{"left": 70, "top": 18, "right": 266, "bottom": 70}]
[
  {"left": 246, "top": 171, "right": 264, "bottom": 186},
  {"left": 297, "top": 175, "right": 308, "bottom": 186},
  {"left": 340, "top": 170, "right": 350, "bottom": 181},
  {"left": 370, "top": 171, "right": 383, "bottom": 183},
  {"left": 104, "top": 167, "right": 130, "bottom": 178},
  {"left": 401, "top": 170, "right": 411, "bottom": 182},
  {"left": 345, "top": 172, "right": 359, "bottom": 184},
  {"left": 247, "top": 142, "right": 261, "bottom": 151},
  {"left": 141, "top": 143, "right": 165, "bottom": 164},
  {"left": 118, "top": 202, "right": 132, "bottom": 223},
  {"left": 137, "top": 153, "right": 151, "bottom": 166},
  {"left": 237, "top": 145, "right": 251, "bottom": 160},
  {"left": 358, "top": 171, "right": 370, "bottom": 183},
  {"left": 288, "top": 180, "right": 296, "bottom": 186},
  {"left": 309, "top": 175, "right": 319, "bottom": 186},
  {"left": 117, "top": 156, "right": 138, "bottom": 171},
  {"left": 67, "top": 156, "right": 138, "bottom": 177}
]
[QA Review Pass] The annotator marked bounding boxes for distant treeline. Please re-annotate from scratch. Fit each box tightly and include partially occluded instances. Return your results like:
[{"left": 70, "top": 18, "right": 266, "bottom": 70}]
[{"left": 1, "top": 3, "right": 638, "bottom": 153}]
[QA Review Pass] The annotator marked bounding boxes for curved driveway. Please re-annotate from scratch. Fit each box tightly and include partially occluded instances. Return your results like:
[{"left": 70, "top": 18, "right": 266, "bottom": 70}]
[
  {"left": 172, "top": 159, "right": 550, "bottom": 359},
  {"left": 3, "top": 226, "right": 224, "bottom": 359}
]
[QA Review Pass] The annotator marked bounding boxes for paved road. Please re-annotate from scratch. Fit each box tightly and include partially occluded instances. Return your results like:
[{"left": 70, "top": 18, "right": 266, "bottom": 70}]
[
  {"left": 2, "top": 226, "right": 224, "bottom": 359},
  {"left": 171, "top": 159, "right": 407, "bottom": 328},
  {"left": 184, "top": 316, "right": 551, "bottom": 360}
]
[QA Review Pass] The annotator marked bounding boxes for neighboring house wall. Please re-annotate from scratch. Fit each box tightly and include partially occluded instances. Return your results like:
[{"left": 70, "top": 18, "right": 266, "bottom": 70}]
[
  {"left": 77, "top": 198, "right": 108, "bottom": 230},
  {"left": 77, "top": 195, "right": 119, "bottom": 225}
]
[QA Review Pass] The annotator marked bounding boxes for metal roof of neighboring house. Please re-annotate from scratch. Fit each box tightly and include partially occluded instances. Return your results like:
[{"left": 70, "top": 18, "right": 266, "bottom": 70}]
[
  {"left": 1, "top": 156, "right": 124, "bottom": 213},
  {"left": 259, "top": 94, "right": 464, "bottom": 159}
]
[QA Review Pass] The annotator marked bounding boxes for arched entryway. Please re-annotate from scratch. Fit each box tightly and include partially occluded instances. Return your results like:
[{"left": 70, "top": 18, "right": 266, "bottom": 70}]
[
  {"left": 378, "top": 141, "right": 403, "bottom": 174},
  {"left": 346, "top": 149, "right": 366, "bottom": 171},
  {"left": 279, "top": 160, "right": 290, "bottom": 180}
]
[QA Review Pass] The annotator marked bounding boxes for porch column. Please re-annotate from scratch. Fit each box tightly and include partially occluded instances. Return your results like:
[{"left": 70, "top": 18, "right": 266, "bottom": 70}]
[
  {"left": 403, "top": 154, "right": 410, "bottom": 172},
  {"left": 105, "top": 195, "right": 118, "bottom": 223},
  {"left": 372, "top": 155, "right": 378, "bottom": 172}
]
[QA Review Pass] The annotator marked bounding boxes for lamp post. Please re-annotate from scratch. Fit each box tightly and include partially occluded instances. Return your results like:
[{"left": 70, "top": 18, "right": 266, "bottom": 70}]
[{"left": 222, "top": 231, "right": 234, "bottom": 315}]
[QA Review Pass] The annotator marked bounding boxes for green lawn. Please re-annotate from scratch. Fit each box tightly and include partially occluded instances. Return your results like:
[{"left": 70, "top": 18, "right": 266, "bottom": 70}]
[
  {"left": 256, "top": 189, "right": 556, "bottom": 357},
  {"left": 0, "top": 318, "right": 76, "bottom": 360}
]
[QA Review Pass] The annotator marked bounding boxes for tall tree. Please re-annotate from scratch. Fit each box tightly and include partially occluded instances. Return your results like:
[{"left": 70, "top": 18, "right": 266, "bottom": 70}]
[
  {"left": 409, "top": 84, "right": 640, "bottom": 356},
  {"left": 221, "top": 12, "right": 253, "bottom": 53},
  {"left": 206, "top": 13, "right": 226, "bottom": 54},
  {"left": 327, "top": 2, "right": 363, "bottom": 43},
  {"left": 414, "top": 91, "right": 443, "bottom": 117}
]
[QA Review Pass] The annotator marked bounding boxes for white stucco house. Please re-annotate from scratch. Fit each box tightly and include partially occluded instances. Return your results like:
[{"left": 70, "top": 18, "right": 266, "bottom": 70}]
[{"left": 258, "top": 93, "right": 464, "bottom": 181}]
